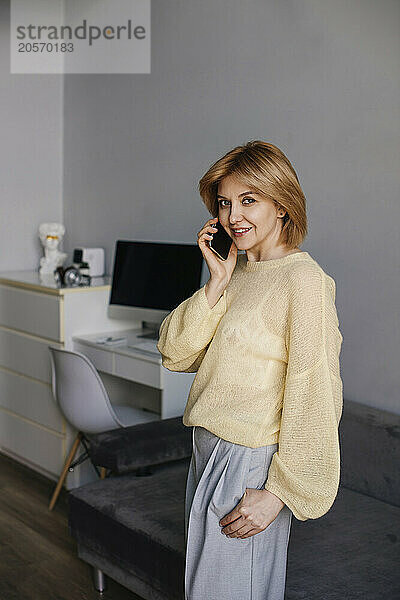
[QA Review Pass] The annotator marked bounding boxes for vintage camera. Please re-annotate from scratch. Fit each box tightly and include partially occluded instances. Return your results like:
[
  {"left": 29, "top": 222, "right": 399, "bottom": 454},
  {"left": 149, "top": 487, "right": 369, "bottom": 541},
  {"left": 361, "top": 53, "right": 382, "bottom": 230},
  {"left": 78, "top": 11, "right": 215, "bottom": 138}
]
[{"left": 54, "top": 265, "right": 91, "bottom": 287}]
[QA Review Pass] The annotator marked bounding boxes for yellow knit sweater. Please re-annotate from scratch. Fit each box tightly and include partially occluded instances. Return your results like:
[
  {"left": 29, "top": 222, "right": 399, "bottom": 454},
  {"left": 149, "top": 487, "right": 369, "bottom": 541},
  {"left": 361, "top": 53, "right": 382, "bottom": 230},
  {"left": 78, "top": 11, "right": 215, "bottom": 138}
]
[{"left": 156, "top": 251, "right": 343, "bottom": 521}]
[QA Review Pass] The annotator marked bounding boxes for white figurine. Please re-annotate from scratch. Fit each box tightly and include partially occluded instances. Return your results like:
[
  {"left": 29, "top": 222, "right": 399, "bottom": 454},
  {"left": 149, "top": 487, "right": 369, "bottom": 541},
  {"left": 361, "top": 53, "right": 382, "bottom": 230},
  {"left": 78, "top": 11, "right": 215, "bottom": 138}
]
[{"left": 39, "top": 222, "right": 68, "bottom": 277}]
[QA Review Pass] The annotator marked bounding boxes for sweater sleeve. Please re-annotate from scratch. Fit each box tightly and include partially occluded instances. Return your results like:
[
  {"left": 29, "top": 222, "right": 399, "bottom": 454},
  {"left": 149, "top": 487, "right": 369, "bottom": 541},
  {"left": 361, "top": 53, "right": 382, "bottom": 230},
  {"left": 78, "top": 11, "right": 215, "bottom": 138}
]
[
  {"left": 264, "top": 267, "right": 343, "bottom": 521},
  {"left": 156, "top": 283, "right": 227, "bottom": 373}
]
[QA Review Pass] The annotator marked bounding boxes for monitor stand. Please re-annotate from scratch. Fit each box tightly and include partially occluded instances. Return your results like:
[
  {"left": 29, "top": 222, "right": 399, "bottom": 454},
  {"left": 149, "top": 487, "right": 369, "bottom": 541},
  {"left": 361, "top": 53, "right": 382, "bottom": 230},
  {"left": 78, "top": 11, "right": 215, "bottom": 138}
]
[{"left": 136, "top": 321, "right": 160, "bottom": 341}]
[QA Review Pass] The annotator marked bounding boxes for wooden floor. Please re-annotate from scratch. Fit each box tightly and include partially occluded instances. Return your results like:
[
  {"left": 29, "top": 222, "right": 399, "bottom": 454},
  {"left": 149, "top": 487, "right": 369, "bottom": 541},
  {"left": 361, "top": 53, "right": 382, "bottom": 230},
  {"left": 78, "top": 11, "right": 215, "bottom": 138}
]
[{"left": 0, "top": 453, "right": 141, "bottom": 600}]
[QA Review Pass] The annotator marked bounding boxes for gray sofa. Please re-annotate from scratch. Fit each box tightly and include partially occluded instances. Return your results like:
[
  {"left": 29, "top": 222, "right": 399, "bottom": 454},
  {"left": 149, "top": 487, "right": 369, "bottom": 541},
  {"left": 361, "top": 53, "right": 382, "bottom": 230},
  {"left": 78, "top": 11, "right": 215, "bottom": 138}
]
[{"left": 68, "top": 399, "right": 400, "bottom": 599}]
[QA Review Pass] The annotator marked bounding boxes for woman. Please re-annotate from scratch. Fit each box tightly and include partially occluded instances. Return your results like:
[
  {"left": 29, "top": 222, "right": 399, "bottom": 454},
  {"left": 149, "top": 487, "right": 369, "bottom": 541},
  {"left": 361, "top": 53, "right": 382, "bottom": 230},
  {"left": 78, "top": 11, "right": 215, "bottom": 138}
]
[{"left": 156, "top": 141, "right": 343, "bottom": 600}]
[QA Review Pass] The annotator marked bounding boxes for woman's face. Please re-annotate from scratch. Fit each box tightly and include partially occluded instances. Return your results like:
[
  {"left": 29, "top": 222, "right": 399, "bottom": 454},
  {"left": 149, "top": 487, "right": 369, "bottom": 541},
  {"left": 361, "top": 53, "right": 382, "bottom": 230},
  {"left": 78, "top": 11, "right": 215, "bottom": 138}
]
[{"left": 217, "top": 175, "right": 287, "bottom": 261}]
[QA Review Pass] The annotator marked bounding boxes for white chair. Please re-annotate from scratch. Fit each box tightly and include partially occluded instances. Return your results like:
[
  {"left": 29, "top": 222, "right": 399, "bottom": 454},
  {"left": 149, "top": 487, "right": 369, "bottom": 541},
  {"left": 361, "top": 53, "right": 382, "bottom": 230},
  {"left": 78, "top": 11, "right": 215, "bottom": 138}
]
[{"left": 48, "top": 346, "right": 156, "bottom": 510}]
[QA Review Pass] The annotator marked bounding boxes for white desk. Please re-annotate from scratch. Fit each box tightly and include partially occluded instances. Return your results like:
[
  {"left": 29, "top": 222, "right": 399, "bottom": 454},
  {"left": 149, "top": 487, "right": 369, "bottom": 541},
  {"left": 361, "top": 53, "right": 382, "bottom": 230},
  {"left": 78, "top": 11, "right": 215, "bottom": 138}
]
[{"left": 73, "top": 328, "right": 196, "bottom": 420}]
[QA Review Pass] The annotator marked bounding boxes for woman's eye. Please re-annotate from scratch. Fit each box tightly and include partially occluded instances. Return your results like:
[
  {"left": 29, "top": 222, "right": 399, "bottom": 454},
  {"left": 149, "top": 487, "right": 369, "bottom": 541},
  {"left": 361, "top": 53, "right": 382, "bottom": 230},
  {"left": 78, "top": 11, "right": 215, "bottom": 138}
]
[{"left": 218, "top": 198, "right": 255, "bottom": 207}]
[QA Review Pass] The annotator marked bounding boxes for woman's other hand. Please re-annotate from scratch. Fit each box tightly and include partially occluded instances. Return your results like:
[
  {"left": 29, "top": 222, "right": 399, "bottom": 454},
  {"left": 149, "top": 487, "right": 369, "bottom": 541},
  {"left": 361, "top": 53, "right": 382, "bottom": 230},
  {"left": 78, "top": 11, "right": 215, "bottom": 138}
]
[
  {"left": 219, "top": 489, "right": 285, "bottom": 539},
  {"left": 197, "top": 217, "right": 237, "bottom": 307}
]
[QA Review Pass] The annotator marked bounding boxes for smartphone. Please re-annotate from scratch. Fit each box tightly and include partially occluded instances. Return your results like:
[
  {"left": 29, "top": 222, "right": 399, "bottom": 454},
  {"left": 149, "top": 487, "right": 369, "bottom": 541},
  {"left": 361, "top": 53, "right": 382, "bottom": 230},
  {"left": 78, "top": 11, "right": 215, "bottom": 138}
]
[{"left": 209, "top": 220, "right": 233, "bottom": 261}]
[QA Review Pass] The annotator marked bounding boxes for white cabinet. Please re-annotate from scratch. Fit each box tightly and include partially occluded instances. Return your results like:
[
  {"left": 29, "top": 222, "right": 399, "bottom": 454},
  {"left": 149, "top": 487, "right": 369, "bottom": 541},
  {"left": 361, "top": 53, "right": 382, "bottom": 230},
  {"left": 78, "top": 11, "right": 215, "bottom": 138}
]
[{"left": 0, "top": 271, "right": 135, "bottom": 489}]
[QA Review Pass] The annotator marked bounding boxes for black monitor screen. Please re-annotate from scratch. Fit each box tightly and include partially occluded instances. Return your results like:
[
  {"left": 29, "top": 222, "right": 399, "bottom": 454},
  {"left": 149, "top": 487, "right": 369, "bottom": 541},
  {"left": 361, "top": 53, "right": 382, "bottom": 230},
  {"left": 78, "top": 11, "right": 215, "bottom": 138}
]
[{"left": 109, "top": 240, "right": 204, "bottom": 312}]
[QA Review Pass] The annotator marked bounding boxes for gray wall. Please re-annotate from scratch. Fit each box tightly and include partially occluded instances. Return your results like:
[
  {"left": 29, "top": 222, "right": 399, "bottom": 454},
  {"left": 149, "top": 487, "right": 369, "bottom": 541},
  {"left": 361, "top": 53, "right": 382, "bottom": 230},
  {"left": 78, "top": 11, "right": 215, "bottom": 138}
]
[
  {"left": 62, "top": 0, "right": 400, "bottom": 414},
  {"left": 1, "top": 0, "right": 399, "bottom": 413},
  {"left": 0, "top": 1, "right": 64, "bottom": 270}
]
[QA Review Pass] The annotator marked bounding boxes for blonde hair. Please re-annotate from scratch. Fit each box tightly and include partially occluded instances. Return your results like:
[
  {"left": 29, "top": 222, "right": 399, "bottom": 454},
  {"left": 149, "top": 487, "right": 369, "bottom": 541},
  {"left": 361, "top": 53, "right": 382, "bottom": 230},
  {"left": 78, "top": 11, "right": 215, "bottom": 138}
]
[{"left": 199, "top": 140, "right": 308, "bottom": 249}]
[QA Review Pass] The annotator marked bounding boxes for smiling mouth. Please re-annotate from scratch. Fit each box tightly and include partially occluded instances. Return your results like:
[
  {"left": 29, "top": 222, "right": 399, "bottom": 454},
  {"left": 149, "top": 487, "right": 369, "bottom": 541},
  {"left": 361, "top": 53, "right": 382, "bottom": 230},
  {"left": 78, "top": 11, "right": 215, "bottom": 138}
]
[{"left": 231, "top": 227, "right": 252, "bottom": 236}]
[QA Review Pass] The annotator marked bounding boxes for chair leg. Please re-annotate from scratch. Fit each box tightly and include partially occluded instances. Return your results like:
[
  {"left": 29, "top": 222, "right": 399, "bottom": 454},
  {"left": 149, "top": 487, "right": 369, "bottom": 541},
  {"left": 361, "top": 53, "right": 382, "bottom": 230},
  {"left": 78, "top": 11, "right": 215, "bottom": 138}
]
[
  {"left": 92, "top": 567, "right": 107, "bottom": 593},
  {"left": 100, "top": 467, "right": 107, "bottom": 479},
  {"left": 49, "top": 432, "right": 82, "bottom": 511}
]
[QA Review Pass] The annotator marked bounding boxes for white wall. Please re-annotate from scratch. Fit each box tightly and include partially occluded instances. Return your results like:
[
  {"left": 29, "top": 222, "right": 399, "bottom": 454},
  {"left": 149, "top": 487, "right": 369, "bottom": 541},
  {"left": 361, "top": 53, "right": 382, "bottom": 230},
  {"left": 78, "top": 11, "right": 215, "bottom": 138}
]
[{"left": 0, "top": 1, "right": 64, "bottom": 270}]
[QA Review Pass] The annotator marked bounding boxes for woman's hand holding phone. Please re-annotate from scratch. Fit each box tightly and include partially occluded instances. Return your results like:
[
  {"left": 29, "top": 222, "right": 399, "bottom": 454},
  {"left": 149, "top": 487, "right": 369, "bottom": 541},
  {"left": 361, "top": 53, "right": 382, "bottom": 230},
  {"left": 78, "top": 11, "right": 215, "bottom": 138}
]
[{"left": 197, "top": 217, "right": 237, "bottom": 308}]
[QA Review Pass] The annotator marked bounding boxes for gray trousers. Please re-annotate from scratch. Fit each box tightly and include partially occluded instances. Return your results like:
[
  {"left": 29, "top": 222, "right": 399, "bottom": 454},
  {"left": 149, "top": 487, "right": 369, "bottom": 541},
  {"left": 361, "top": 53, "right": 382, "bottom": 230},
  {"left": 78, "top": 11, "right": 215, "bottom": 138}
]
[{"left": 184, "top": 426, "right": 293, "bottom": 600}]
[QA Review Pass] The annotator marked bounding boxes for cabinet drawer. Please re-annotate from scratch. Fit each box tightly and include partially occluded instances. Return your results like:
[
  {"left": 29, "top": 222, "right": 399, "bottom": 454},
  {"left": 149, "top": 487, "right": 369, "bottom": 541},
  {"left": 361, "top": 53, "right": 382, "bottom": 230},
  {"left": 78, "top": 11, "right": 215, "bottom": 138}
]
[
  {"left": 73, "top": 342, "right": 113, "bottom": 373},
  {"left": 0, "top": 328, "right": 61, "bottom": 382},
  {"left": 0, "top": 369, "right": 64, "bottom": 433},
  {"left": 0, "top": 285, "right": 61, "bottom": 340},
  {"left": 114, "top": 353, "right": 161, "bottom": 388},
  {"left": 0, "top": 411, "right": 65, "bottom": 476}
]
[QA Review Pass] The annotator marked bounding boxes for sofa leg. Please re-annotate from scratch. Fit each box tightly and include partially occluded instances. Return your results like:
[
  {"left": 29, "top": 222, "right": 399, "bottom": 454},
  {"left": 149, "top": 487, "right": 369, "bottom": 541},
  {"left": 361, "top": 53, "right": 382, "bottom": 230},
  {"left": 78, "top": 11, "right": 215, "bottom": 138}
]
[{"left": 92, "top": 567, "right": 107, "bottom": 593}]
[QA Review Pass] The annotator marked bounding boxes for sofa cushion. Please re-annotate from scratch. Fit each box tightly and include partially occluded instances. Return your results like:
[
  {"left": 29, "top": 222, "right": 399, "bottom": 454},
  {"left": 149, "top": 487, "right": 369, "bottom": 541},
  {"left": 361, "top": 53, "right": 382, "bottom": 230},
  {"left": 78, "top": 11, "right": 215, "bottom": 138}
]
[
  {"left": 68, "top": 459, "right": 400, "bottom": 600},
  {"left": 339, "top": 399, "right": 400, "bottom": 506},
  {"left": 286, "top": 485, "right": 400, "bottom": 599},
  {"left": 68, "top": 458, "right": 189, "bottom": 600},
  {"left": 87, "top": 416, "right": 192, "bottom": 474}
]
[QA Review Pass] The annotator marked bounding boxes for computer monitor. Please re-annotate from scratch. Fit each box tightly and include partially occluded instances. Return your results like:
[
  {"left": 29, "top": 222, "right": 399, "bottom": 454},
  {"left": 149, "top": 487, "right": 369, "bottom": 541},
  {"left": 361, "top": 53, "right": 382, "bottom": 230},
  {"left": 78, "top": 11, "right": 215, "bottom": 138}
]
[{"left": 108, "top": 240, "right": 208, "bottom": 338}]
